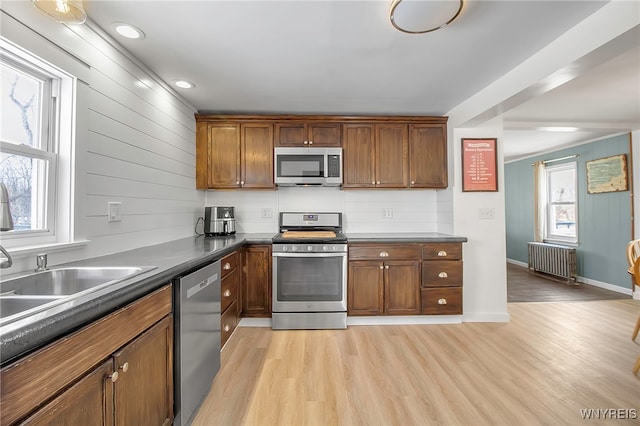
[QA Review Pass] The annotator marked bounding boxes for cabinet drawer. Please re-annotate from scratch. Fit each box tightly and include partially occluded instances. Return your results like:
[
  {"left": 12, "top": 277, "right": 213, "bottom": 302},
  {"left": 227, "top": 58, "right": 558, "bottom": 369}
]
[
  {"left": 422, "top": 261, "right": 462, "bottom": 287},
  {"left": 349, "top": 245, "right": 420, "bottom": 260},
  {"left": 421, "top": 288, "right": 462, "bottom": 315},
  {"left": 221, "top": 268, "right": 239, "bottom": 313},
  {"left": 221, "top": 251, "right": 239, "bottom": 278},
  {"left": 221, "top": 301, "right": 239, "bottom": 348},
  {"left": 422, "top": 243, "right": 462, "bottom": 260}
]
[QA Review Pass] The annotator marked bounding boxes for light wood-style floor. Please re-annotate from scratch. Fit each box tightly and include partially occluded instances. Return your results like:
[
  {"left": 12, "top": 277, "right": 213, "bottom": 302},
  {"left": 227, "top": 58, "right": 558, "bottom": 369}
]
[{"left": 193, "top": 300, "right": 640, "bottom": 426}]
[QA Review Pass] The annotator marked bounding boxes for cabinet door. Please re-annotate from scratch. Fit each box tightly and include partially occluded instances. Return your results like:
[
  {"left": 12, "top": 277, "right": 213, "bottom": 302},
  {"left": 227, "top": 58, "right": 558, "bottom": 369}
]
[
  {"left": 241, "top": 123, "right": 274, "bottom": 188},
  {"left": 113, "top": 316, "right": 173, "bottom": 426},
  {"left": 208, "top": 123, "right": 241, "bottom": 188},
  {"left": 274, "top": 123, "right": 307, "bottom": 146},
  {"left": 409, "top": 124, "right": 447, "bottom": 188},
  {"left": 375, "top": 124, "right": 408, "bottom": 188},
  {"left": 307, "top": 123, "right": 341, "bottom": 146},
  {"left": 348, "top": 261, "right": 384, "bottom": 315},
  {"left": 384, "top": 261, "right": 421, "bottom": 315},
  {"left": 242, "top": 245, "right": 272, "bottom": 317},
  {"left": 22, "top": 360, "right": 115, "bottom": 426},
  {"left": 342, "top": 124, "right": 376, "bottom": 188}
]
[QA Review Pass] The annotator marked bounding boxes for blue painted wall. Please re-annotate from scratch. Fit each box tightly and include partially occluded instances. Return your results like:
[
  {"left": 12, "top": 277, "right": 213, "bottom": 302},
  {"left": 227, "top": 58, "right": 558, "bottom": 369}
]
[{"left": 505, "top": 134, "right": 632, "bottom": 290}]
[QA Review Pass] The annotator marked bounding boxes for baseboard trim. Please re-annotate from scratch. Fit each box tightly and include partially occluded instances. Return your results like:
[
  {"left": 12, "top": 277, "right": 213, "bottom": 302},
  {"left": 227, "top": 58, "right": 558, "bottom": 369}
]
[
  {"left": 507, "top": 258, "right": 528, "bottom": 268},
  {"left": 576, "top": 276, "right": 632, "bottom": 296},
  {"left": 462, "top": 312, "right": 511, "bottom": 322}
]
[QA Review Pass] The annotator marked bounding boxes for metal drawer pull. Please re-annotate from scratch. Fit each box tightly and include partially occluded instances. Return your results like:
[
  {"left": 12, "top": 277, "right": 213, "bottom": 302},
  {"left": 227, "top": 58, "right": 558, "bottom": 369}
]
[
  {"left": 223, "top": 289, "right": 231, "bottom": 297},
  {"left": 119, "top": 362, "right": 129, "bottom": 373},
  {"left": 437, "top": 250, "right": 447, "bottom": 257},
  {"left": 109, "top": 371, "right": 119, "bottom": 383},
  {"left": 385, "top": 265, "right": 389, "bottom": 269},
  {"left": 379, "top": 251, "right": 389, "bottom": 257},
  {"left": 223, "top": 262, "right": 231, "bottom": 270},
  {"left": 438, "top": 272, "right": 448, "bottom": 278},
  {"left": 437, "top": 298, "right": 448, "bottom": 305},
  {"left": 379, "top": 265, "right": 384, "bottom": 269},
  {"left": 223, "top": 324, "right": 231, "bottom": 332}
]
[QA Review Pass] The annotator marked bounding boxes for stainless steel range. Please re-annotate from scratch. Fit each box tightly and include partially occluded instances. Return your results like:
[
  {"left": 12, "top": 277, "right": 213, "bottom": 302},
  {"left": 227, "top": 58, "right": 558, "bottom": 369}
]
[{"left": 272, "top": 212, "right": 347, "bottom": 329}]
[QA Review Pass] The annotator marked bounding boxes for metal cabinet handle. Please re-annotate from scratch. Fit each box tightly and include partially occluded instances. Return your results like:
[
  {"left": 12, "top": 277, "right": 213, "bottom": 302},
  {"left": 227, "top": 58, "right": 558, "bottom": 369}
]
[
  {"left": 411, "top": 180, "right": 415, "bottom": 185},
  {"left": 236, "top": 181, "right": 240, "bottom": 185},
  {"left": 379, "top": 265, "right": 384, "bottom": 269},
  {"left": 223, "top": 262, "right": 231, "bottom": 270},
  {"left": 371, "top": 181, "right": 376, "bottom": 185},
  {"left": 376, "top": 181, "right": 380, "bottom": 185},
  {"left": 119, "top": 362, "right": 129, "bottom": 373},
  {"left": 437, "top": 298, "right": 448, "bottom": 305},
  {"left": 303, "top": 141, "right": 309, "bottom": 145},
  {"left": 109, "top": 371, "right": 119, "bottom": 383},
  {"left": 309, "top": 141, "right": 313, "bottom": 145},
  {"left": 240, "top": 181, "right": 244, "bottom": 186},
  {"left": 437, "top": 250, "right": 447, "bottom": 257},
  {"left": 379, "top": 251, "right": 389, "bottom": 257},
  {"left": 385, "top": 265, "right": 389, "bottom": 269},
  {"left": 438, "top": 272, "right": 448, "bottom": 278},
  {"left": 223, "top": 324, "right": 231, "bottom": 332},
  {"left": 223, "top": 289, "right": 231, "bottom": 297}
]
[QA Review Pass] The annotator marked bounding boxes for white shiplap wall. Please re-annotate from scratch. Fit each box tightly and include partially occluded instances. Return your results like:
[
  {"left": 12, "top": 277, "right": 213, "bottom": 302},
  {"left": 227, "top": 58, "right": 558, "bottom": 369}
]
[
  {"left": 1, "top": 3, "right": 203, "bottom": 273},
  {"left": 206, "top": 188, "right": 443, "bottom": 234}
]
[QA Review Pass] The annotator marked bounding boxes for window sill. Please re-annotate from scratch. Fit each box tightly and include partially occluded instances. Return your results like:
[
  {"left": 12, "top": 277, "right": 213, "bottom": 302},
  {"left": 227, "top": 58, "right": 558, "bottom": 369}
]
[{"left": 3, "top": 240, "right": 90, "bottom": 260}]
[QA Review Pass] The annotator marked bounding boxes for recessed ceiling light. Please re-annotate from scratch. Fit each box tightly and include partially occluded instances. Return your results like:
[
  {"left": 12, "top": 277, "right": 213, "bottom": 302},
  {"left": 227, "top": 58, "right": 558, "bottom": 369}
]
[
  {"left": 538, "top": 127, "right": 579, "bottom": 132},
  {"left": 112, "top": 23, "right": 145, "bottom": 39},
  {"left": 174, "top": 80, "right": 195, "bottom": 89}
]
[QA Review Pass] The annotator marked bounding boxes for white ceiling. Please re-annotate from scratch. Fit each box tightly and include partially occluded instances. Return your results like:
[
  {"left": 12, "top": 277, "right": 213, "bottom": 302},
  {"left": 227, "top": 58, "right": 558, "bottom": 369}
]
[{"left": 83, "top": 0, "right": 639, "bottom": 162}]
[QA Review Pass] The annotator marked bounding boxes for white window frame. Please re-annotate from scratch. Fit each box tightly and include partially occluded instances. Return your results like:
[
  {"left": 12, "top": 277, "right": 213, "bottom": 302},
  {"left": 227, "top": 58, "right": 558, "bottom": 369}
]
[
  {"left": 545, "top": 161, "right": 578, "bottom": 244},
  {"left": 1, "top": 37, "right": 75, "bottom": 250}
]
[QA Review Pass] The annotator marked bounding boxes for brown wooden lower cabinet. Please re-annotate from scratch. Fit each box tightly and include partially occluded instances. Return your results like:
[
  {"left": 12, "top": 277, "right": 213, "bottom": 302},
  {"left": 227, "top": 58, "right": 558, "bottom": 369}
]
[
  {"left": 221, "top": 250, "right": 241, "bottom": 347},
  {"left": 0, "top": 286, "right": 173, "bottom": 426},
  {"left": 348, "top": 242, "right": 464, "bottom": 316},
  {"left": 242, "top": 245, "right": 272, "bottom": 317}
]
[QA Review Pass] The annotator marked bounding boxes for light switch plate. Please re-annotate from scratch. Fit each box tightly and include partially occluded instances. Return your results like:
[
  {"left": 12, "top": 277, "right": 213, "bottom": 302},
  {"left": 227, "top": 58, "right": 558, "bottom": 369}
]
[
  {"left": 261, "top": 208, "right": 273, "bottom": 219},
  {"left": 108, "top": 202, "right": 122, "bottom": 222},
  {"left": 479, "top": 208, "right": 495, "bottom": 220}
]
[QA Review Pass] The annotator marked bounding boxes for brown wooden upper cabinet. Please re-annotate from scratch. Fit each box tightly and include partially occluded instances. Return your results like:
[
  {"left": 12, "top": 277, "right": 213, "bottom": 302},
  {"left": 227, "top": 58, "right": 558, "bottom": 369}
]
[
  {"left": 275, "top": 122, "right": 341, "bottom": 147},
  {"left": 196, "top": 121, "right": 274, "bottom": 190},
  {"left": 343, "top": 123, "right": 408, "bottom": 188},
  {"left": 343, "top": 122, "right": 447, "bottom": 189},
  {"left": 409, "top": 123, "right": 448, "bottom": 188}
]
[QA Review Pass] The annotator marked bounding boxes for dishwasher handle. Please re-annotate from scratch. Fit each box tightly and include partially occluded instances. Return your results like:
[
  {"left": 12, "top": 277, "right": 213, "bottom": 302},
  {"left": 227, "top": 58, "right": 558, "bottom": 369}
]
[{"left": 186, "top": 273, "right": 219, "bottom": 299}]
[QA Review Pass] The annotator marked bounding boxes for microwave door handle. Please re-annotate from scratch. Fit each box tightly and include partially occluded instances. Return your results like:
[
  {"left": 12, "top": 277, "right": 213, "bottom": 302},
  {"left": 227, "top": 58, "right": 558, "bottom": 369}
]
[{"left": 324, "top": 154, "right": 329, "bottom": 178}]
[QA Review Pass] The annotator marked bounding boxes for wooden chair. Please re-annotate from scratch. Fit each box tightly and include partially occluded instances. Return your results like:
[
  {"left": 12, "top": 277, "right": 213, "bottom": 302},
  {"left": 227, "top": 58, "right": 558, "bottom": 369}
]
[{"left": 631, "top": 256, "right": 640, "bottom": 374}]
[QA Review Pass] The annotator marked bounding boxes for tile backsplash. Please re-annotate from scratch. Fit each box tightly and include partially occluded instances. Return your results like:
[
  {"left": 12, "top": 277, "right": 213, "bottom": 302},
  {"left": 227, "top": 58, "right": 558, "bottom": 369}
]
[{"left": 205, "top": 187, "right": 448, "bottom": 233}]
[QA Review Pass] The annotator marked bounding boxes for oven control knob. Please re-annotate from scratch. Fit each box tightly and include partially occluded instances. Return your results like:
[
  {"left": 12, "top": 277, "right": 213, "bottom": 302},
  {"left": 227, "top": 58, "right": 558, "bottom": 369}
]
[
  {"left": 307, "top": 245, "right": 313, "bottom": 251},
  {"left": 323, "top": 245, "right": 329, "bottom": 251},
  {"left": 281, "top": 245, "right": 287, "bottom": 252},
  {"left": 291, "top": 246, "right": 297, "bottom": 251}
]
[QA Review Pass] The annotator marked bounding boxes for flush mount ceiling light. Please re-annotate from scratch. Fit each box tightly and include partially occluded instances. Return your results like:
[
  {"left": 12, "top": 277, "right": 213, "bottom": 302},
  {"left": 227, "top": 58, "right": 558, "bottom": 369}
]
[
  {"left": 538, "top": 127, "right": 580, "bottom": 132},
  {"left": 390, "top": 0, "right": 464, "bottom": 34},
  {"left": 32, "top": 0, "right": 86, "bottom": 24},
  {"left": 112, "top": 23, "right": 145, "bottom": 40},
  {"left": 174, "top": 80, "right": 195, "bottom": 89}
]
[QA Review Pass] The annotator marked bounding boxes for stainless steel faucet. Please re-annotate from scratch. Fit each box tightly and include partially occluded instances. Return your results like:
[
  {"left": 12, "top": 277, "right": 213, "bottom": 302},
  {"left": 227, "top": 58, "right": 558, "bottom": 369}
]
[
  {"left": 35, "top": 253, "right": 48, "bottom": 272},
  {"left": 0, "top": 244, "right": 12, "bottom": 269}
]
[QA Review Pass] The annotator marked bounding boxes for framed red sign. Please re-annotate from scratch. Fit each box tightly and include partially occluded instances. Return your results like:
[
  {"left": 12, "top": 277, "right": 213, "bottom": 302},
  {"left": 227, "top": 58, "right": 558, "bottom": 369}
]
[{"left": 461, "top": 138, "right": 498, "bottom": 192}]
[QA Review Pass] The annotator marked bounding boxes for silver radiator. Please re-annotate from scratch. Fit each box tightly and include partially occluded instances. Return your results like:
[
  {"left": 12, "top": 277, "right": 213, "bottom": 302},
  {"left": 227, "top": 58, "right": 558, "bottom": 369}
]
[{"left": 527, "top": 242, "right": 577, "bottom": 284}]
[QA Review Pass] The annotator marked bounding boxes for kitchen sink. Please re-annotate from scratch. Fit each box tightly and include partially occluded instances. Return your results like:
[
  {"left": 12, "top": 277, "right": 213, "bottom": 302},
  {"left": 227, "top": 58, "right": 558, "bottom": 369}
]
[
  {"left": 1, "top": 267, "right": 151, "bottom": 296},
  {"left": 0, "top": 266, "right": 156, "bottom": 323},
  {"left": 0, "top": 296, "right": 63, "bottom": 318}
]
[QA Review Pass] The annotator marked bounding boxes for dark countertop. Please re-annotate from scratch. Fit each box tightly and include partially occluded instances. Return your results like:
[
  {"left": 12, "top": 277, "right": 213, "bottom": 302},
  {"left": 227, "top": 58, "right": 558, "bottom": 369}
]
[
  {"left": 0, "top": 233, "right": 274, "bottom": 365},
  {"left": 347, "top": 232, "right": 468, "bottom": 243},
  {"left": 0, "top": 231, "right": 466, "bottom": 365}
]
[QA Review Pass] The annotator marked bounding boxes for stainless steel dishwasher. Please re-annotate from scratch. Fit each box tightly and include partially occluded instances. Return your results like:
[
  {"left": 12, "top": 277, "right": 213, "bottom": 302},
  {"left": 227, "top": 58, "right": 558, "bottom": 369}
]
[{"left": 173, "top": 260, "right": 221, "bottom": 426}]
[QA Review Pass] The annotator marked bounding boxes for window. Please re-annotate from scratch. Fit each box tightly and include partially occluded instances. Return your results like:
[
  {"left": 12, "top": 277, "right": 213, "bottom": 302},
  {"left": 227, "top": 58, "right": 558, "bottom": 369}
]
[
  {"left": 545, "top": 162, "right": 577, "bottom": 243},
  {"left": 1, "top": 38, "right": 74, "bottom": 248}
]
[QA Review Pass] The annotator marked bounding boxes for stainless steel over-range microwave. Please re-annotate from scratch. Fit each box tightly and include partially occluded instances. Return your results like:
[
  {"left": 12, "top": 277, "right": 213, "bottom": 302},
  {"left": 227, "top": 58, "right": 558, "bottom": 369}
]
[{"left": 274, "top": 147, "right": 342, "bottom": 186}]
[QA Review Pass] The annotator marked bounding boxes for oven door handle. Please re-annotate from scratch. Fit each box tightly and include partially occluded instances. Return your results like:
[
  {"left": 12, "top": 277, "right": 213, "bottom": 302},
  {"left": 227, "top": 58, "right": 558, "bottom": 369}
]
[{"left": 272, "top": 252, "right": 346, "bottom": 258}]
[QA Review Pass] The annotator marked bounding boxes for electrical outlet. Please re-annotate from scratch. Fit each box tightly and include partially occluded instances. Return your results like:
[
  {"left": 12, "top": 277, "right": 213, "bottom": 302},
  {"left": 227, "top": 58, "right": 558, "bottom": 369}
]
[
  {"left": 383, "top": 208, "right": 393, "bottom": 219},
  {"left": 261, "top": 208, "right": 274, "bottom": 219},
  {"left": 108, "top": 202, "right": 122, "bottom": 222}
]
